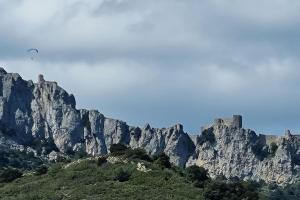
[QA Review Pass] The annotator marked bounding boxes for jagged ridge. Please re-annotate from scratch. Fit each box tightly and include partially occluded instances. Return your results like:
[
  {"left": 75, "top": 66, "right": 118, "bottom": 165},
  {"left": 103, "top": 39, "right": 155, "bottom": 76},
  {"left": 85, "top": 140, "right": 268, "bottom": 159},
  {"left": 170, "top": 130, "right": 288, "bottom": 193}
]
[
  {"left": 0, "top": 68, "right": 194, "bottom": 167},
  {"left": 0, "top": 67, "right": 300, "bottom": 184}
]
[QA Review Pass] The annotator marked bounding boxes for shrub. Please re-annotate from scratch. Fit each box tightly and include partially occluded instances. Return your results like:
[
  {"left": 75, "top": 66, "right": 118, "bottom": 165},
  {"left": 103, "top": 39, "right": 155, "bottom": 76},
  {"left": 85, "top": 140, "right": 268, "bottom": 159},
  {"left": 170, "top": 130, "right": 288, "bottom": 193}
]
[
  {"left": 0, "top": 168, "right": 22, "bottom": 183},
  {"left": 97, "top": 157, "right": 107, "bottom": 166},
  {"left": 74, "top": 151, "right": 88, "bottom": 160},
  {"left": 171, "top": 166, "right": 185, "bottom": 177},
  {"left": 124, "top": 148, "right": 152, "bottom": 162},
  {"left": 204, "top": 180, "right": 259, "bottom": 200},
  {"left": 110, "top": 144, "right": 128, "bottom": 156},
  {"left": 35, "top": 165, "right": 48, "bottom": 175},
  {"left": 164, "top": 170, "right": 173, "bottom": 181},
  {"left": 0, "top": 148, "right": 43, "bottom": 170},
  {"left": 110, "top": 145, "right": 152, "bottom": 162},
  {"left": 186, "top": 165, "right": 209, "bottom": 183},
  {"left": 114, "top": 168, "right": 131, "bottom": 182},
  {"left": 153, "top": 153, "right": 171, "bottom": 169},
  {"left": 48, "top": 163, "right": 63, "bottom": 177}
]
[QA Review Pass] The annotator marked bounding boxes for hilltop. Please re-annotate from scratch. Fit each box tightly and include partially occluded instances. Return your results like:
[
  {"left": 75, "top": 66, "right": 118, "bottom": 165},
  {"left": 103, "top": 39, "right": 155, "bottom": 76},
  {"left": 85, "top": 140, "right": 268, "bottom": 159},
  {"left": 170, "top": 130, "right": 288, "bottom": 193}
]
[{"left": 0, "top": 67, "right": 300, "bottom": 185}]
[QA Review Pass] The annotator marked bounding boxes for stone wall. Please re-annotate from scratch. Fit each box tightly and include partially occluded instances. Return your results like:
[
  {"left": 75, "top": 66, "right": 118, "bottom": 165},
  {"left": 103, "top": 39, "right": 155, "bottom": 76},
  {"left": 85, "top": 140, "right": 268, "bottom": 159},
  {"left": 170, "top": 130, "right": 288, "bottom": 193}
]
[{"left": 213, "top": 115, "right": 242, "bottom": 128}]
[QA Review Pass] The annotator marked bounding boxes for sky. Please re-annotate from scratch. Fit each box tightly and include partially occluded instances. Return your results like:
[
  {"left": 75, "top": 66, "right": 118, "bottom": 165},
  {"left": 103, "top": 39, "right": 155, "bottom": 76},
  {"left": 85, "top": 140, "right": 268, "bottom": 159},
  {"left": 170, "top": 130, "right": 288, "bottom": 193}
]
[{"left": 1, "top": 0, "right": 300, "bottom": 135}]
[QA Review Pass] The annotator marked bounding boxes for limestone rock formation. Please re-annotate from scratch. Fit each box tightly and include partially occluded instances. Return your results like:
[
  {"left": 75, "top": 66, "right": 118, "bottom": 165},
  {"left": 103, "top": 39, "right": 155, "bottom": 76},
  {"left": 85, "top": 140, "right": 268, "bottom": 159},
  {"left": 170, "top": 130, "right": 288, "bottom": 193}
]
[
  {"left": 187, "top": 116, "right": 300, "bottom": 185},
  {"left": 1, "top": 67, "right": 300, "bottom": 184},
  {"left": 0, "top": 68, "right": 194, "bottom": 167}
]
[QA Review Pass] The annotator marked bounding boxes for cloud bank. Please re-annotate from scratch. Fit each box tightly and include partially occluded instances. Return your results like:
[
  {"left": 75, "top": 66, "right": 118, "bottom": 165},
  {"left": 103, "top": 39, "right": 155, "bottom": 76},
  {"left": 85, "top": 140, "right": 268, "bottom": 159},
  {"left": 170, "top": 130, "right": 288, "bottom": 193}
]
[{"left": 1, "top": 0, "right": 300, "bottom": 134}]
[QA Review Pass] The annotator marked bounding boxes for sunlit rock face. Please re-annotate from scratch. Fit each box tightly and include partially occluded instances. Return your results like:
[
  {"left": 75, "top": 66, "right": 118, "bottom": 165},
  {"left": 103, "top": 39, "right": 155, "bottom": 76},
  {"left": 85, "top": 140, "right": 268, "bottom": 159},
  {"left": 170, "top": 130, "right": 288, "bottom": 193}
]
[
  {"left": 187, "top": 116, "right": 300, "bottom": 185},
  {"left": 0, "top": 67, "right": 195, "bottom": 167},
  {"left": 1, "top": 67, "right": 300, "bottom": 184}
]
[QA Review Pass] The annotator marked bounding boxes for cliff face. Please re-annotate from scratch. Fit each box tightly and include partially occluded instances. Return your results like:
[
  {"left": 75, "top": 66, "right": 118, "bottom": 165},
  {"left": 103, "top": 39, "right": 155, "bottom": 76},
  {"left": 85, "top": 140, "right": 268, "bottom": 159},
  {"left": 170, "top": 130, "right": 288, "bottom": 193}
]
[
  {"left": 187, "top": 118, "right": 300, "bottom": 185},
  {"left": 0, "top": 67, "right": 300, "bottom": 184},
  {"left": 0, "top": 68, "right": 194, "bottom": 167}
]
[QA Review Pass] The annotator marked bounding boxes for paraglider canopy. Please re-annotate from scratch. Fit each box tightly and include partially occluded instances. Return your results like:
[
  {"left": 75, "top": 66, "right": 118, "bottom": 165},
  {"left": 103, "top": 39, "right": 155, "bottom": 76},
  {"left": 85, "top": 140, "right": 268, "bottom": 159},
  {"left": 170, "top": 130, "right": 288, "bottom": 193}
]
[{"left": 27, "top": 48, "right": 39, "bottom": 60}]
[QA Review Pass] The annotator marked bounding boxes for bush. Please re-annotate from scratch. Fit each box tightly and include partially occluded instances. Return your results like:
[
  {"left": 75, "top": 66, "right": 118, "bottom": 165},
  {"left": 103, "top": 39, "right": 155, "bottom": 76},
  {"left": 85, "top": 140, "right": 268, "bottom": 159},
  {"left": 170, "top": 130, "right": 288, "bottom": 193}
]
[
  {"left": 35, "top": 165, "right": 48, "bottom": 175},
  {"left": 124, "top": 148, "right": 152, "bottom": 162},
  {"left": 74, "top": 151, "right": 88, "bottom": 160},
  {"left": 0, "top": 168, "right": 22, "bottom": 183},
  {"left": 110, "top": 145, "right": 152, "bottom": 162},
  {"left": 153, "top": 153, "right": 171, "bottom": 169},
  {"left": 171, "top": 166, "right": 185, "bottom": 177},
  {"left": 97, "top": 157, "right": 107, "bottom": 166},
  {"left": 48, "top": 163, "right": 63, "bottom": 177},
  {"left": 204, "top": 180, "right": 259, "bottom": 200},
  {"left": 110, "top": 144, "right": 128, "bottom": 156},
  {"left": 0, "top": 148, "right": 43, "bottom": 170},
  {"left": 114, "top": 168, "right": 131, "bottom": 182},
  {"left": 186, "top": 165, "right": 209, "bottom": 184}
]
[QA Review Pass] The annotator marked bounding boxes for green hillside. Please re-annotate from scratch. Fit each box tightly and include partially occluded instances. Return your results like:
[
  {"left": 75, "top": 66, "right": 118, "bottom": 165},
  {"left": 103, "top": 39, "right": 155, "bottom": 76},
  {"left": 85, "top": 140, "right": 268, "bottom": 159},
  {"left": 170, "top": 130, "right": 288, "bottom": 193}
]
[{"left": 0, "top": 145, "right": 298, "bottom": 200}]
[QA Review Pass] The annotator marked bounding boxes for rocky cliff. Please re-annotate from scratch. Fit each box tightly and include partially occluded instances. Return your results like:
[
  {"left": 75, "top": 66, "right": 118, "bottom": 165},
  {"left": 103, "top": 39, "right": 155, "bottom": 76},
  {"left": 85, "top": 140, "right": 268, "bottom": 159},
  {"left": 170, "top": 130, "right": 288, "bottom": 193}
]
[
  {"left": 0, "top": 67, "right": 299, "bottom": 185},
  {"left": 187, "top": 117, "right": 300, "bottom": 185},
  {"left": 0, "top": 68, "right": 194, "bottom": 167}
]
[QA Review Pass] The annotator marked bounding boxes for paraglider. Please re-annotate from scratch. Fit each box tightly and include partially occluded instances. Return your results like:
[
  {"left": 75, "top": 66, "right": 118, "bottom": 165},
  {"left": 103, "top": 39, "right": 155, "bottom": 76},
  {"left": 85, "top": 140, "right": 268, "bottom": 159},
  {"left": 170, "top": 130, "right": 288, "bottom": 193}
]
[{"left": 27, "top": 48, "right": 39, "bottom": 60}]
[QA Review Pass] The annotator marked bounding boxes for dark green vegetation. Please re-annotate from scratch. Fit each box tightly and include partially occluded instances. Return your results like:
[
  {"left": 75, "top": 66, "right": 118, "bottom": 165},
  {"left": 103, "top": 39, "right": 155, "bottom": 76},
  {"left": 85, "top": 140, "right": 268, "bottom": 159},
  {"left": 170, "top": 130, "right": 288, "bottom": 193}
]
[
  {"left": 0, "top": 168, "right": 22, "bottom": 183},
  {"left": 34, "top": 165, "right": 48, "bottom": 175},
  {"left": 0, "top": 157, "right": 206, "bottom": 199},
  {"left": 0, "top": 147, "right": 44, "bottom": 185},
  {"left": 0, "top": 144, "right": 299, "bottom": 200},
  {"left": 264, "top": 182, "right": 300, "bottom": 200},
  {"left": 110, "top": 143, "right": 153, "bottom": 163},
  {"left": 252, "top": 141, "right": 279, "bottom": 161},
  {"left": 186, "top": 165, "right": 209, "bottom": 182},
  {"left": 0, "top": 148, "right": 42, "bottom": 170}
]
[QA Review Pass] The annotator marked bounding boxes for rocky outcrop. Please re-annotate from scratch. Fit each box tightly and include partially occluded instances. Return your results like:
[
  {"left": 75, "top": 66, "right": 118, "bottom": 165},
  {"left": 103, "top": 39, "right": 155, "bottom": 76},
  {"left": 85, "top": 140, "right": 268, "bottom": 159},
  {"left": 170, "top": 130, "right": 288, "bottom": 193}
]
[
  {"left": 1, "top": 67, "right": 300, "bottom": 184},
  {"left": 0, "top": 68, "right": 194, "bottom": 167},
  {"left": 187, "top": 116, "right": 300, "bottom": 185}
]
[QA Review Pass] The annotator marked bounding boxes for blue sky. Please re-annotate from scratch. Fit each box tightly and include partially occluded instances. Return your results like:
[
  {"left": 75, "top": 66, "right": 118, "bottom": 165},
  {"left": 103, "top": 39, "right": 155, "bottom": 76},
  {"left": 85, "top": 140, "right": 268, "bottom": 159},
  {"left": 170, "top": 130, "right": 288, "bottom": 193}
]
[{"left": 1, "top": 0, "right": 300, "bottom": 135}]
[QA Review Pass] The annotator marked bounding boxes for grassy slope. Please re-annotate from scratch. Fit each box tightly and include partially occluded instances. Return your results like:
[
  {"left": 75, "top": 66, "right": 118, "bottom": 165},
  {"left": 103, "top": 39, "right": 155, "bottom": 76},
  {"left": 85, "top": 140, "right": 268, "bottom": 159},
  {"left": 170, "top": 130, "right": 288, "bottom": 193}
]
[{"left": 0, "top": 159, "right": 204, "bottom": 200}]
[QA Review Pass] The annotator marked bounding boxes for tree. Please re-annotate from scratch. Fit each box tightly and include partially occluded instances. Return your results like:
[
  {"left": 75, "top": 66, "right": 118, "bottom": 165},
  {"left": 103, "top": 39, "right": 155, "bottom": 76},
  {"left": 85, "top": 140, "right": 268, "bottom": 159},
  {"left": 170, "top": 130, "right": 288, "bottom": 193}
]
[
  {"left": 35, "top": 165, "right": 48, "bottom": 175},
  {"left": 154, "top": 153, "right": 171, "bottom": 169},
  {"left": 186, "top": 165, "right": 209, "bottom": 183},
  {"left": 124, "top": 148, "right": 152, "bottom": 162},
  {"left": 204, "top": 180, "right": 259, "bottom": 200},
  {"left": 110, "top": 144, "right": 128, "bottom": 156},
  {"left": 97, "top": 157, "right": 107, "bottom": 166},
  {"left": 114, "top": 168, "right": 131, "bottom": 182},
  {"left": 0, "top": 168, "right": 22, "bottom": 183}
]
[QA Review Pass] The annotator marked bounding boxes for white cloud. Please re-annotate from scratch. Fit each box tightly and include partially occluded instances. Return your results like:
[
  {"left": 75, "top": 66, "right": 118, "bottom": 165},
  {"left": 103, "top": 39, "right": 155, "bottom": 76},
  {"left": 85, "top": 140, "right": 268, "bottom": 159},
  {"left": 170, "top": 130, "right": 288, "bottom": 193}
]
[{"left": 1, "top": 0, "right": 300, "bottom": 134}]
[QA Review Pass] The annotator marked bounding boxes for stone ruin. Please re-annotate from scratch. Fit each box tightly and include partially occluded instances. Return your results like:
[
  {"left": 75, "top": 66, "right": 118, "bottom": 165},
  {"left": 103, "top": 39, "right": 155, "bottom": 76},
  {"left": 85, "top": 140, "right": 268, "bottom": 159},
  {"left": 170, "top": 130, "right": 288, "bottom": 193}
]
[
  {"left": 38, "top": 74, "right": 45, "bottom": 84},
  {"left": 213, "top": 115, "right": 243, "bottom": 129}
]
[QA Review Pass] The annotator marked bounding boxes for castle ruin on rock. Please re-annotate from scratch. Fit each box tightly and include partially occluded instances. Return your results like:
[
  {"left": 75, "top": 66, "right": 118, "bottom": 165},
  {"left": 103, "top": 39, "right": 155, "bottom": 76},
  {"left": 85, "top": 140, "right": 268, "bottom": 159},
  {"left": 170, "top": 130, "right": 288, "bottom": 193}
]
[{"left": 0, "top": 67, "right": 300, "bottom": 185}]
